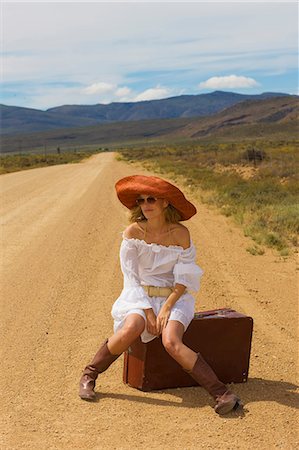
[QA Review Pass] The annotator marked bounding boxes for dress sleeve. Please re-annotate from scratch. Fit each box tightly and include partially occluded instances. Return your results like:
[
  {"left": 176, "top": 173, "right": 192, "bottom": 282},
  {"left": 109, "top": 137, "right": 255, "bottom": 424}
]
[
  {"left": 118, "top": 238, "right": 152, "bottom": 310},
  {"left": 173, "top": 244, "right": 204, "bottom": 292}
]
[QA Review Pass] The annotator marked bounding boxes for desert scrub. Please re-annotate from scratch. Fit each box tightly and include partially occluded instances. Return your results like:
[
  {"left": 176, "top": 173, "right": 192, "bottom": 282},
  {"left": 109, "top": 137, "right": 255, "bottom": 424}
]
[
  {"left": 246, "top": 245, "right": 265, "bottom": 256},
  {"left": 117, "top": 139, "right": 299, "bottom": 253},
  {"left": 0, "top": 150, "right": 101, "bottom": 174}
]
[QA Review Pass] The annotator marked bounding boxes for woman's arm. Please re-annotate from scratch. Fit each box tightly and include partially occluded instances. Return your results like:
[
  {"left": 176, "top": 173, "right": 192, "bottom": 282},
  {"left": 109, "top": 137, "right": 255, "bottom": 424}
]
[
  {"left": 144, "top": 308, "right": 158, "bottom": 335},
  {"left": 156, "top": 226, "right": 202, "bottom": 334},
  {"left": 165, "top": 283, "right": 186, "bottom": 308},
  {"left": 156, "top": 283, "right": 186, "bottom": 334}
]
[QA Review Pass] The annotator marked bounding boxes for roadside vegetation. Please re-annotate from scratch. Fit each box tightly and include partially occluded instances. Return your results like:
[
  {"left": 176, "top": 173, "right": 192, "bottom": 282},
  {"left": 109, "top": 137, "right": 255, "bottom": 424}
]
[
  {"left": 0, "top": 148, "right": 107, "bottom": 174},
  {"left": 117, "top": 139, "right": 299, "bottom": 256}
]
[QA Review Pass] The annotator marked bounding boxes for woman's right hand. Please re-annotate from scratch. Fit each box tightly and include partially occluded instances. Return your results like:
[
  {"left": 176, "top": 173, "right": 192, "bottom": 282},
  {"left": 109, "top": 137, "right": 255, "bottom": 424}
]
[{"left": 144, "top": 308, "right": 158, "bottom": 335}]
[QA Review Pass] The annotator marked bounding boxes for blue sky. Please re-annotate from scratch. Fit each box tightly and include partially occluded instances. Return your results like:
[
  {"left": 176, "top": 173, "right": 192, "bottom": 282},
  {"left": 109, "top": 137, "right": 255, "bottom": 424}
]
[{"left": 2, "top": 0, "right": 298, "bottom": 110}]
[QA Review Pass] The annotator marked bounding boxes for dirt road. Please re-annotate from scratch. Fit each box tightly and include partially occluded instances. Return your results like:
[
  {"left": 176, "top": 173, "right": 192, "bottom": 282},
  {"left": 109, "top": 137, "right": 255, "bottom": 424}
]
[{"left": 0, "top": 152, "right": 298, "bottom": 449}]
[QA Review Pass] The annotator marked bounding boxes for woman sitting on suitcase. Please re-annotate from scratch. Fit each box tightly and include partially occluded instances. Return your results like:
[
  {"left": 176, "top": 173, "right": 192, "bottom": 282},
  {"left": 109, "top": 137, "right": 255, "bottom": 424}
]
[{"left": 79, "top": 175, "right": 241, "bottom": 414}]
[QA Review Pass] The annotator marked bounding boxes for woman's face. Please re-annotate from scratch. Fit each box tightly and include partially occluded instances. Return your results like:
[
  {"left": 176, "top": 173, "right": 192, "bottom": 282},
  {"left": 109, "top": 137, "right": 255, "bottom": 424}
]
[{"left": 136, "top": 194, "right": 169, "bottom": 219}]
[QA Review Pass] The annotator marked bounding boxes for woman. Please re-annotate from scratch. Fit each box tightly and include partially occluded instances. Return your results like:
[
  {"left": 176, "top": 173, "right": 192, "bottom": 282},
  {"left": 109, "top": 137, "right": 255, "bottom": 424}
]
[{"left": 79, "top": 175, "right": 241, "bottom": 415}]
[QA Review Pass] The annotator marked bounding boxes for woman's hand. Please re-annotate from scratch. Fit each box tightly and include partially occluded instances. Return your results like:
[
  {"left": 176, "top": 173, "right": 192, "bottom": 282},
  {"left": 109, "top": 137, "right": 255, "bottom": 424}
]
[
  {"left": 156, "top": 304, "right": 171, "bottom": 334},
  {"left": 144, "top": 308, "right": 158, "bottom": 335}
]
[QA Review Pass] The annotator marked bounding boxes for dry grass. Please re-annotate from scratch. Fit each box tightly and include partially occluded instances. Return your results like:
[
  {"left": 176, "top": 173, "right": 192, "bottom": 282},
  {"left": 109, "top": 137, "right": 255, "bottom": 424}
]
[{"left": 0, "top": 149, "right": 106, "bottom": 174}]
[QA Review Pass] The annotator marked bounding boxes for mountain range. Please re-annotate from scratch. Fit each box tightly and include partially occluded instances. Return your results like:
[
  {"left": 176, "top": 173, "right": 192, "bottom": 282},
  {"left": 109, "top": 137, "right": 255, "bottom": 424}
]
[
  {"left": 1, "top": 94, "right": 298, "bottom": 154},
  {"left": 0, "top": 90, "right": 293, "bottom": 136}
]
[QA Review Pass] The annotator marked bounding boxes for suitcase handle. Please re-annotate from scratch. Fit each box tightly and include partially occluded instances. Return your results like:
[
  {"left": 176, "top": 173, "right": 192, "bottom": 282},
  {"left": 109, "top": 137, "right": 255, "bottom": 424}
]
[{"left": 194, "top": 308, "right": 234, "bottom": 319}]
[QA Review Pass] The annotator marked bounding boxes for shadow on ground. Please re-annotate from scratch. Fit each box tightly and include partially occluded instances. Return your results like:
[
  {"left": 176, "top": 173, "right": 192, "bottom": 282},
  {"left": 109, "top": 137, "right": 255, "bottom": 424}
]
[{"left": 88, "top": 377, "right": 298, "bottom": 418}]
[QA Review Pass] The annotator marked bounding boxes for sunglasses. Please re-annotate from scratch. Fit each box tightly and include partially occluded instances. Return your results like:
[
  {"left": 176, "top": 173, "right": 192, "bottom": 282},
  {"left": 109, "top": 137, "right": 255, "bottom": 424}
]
[{"left": 136, "top": 196, "right": 159, "bottom": 205}]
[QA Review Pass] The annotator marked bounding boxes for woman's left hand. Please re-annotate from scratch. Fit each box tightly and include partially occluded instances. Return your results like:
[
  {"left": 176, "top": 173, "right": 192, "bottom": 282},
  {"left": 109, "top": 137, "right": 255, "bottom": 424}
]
[{"left": 156, "top": 305, "right": 171, "bottom": 334}]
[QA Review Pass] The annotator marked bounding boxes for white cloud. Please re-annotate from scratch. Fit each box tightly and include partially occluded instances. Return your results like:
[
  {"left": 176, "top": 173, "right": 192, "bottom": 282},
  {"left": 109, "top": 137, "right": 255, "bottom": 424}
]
[
  {"left": 18, "top": 82, "right": 176, "bottom": 109},
  {"left": 82, "top": 82, "right": 115, "bottom": 95},
  {"left": 3, "top": 78, "right": 129, "bottom": 110},
  {"left": 115, "top": 86, "right": 132, "bottom": 98},
  {"left": 134, "top": 86, "right": 172, "bottom": 101},
  {"left": 88, "top": 84, "right": 174, "bottom": 103},
  {"left": 198, "top": 75, "right": 260, "bottom": 90},
  {"left": 81, "top": 82, "right": 135, "bottom": 104}
]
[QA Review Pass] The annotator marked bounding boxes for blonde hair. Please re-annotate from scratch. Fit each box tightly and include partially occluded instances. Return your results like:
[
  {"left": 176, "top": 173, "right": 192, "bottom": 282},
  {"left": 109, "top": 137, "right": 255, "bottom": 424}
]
[{"left": 128, "top": 203, "right": 182, "bottom": 224}]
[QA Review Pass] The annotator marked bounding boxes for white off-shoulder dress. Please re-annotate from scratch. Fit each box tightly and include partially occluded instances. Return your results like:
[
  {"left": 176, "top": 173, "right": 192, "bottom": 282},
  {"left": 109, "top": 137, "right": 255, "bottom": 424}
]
[{"left": 111, "top": 234, "right": 204, "bottom": 343}]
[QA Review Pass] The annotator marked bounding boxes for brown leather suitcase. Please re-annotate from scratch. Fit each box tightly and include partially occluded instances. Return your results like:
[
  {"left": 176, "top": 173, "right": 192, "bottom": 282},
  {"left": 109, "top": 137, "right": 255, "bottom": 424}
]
[{"left": 123, "top": 308, "right": 253, "bottom": 391}]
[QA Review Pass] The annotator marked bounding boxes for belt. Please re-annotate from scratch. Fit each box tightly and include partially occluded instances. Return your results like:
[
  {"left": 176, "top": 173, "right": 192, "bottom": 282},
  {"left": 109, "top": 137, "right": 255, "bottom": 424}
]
[{"left": 142, "top": 285, "right": 174, "bottom": 297}]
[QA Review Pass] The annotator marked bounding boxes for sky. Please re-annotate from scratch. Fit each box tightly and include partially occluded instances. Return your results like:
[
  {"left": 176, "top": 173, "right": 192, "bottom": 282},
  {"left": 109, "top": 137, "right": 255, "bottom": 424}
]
[{"left": 1, "top": 1, "right": 298, "bottom": 110}]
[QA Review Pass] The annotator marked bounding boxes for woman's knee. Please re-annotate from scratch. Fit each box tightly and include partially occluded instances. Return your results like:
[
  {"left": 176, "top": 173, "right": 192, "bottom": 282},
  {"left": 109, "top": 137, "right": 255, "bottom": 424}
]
[
  {"left": 121, "top": 314, "right": 145, "bottom": 340},
  {"left": 162, "top": 334, "right": 182, "bottom": 358}
]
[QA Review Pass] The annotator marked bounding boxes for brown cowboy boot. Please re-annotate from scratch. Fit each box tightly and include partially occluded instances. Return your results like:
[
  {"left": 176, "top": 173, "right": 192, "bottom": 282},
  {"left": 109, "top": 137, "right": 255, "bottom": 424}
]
[
  {"left": 79, "top": 339, "right": 121, "bottom": 401},
  {"left": 186, "top": 353, "right": 241, "bottom": 415}
]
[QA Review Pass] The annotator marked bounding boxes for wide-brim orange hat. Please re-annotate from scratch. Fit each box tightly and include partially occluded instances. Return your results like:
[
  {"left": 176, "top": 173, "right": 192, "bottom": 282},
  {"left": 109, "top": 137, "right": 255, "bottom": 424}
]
[{"left": 115, "top": 175, "right": 197, "bottom": 221}]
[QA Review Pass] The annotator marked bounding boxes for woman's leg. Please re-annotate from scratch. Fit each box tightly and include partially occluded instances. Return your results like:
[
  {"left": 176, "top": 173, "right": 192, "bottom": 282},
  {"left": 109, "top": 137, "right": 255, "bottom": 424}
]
[
  {"left": 162, "top": 320, "right": 241, "bottom": 415},
  {"left": 79, "top": 313, "right": 145, "bottom": 400},
  {"left": 108, "top": 313, "right": 146, "bottom": 354},
  {"left": 161, "top": 320, "right": 197, "bottom": 370}
]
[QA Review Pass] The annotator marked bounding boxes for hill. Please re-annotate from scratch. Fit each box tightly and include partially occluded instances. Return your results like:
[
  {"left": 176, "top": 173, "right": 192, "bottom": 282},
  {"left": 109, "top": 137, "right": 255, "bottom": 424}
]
[
  {"left": 0, "top": 91, "right": 290, "bottom": 135},
  {"left": 172, "top": 95, "right": 299, "bottom": 139},
  {"left": 1, "top": 95, "right": 298, "bottom": 154}
]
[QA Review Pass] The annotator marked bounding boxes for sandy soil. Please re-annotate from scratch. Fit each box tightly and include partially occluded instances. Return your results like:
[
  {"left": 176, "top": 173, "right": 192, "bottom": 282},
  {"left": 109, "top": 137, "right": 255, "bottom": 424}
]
[{"left": 0, "top": 152, "right": 298, "bottom": 450}]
